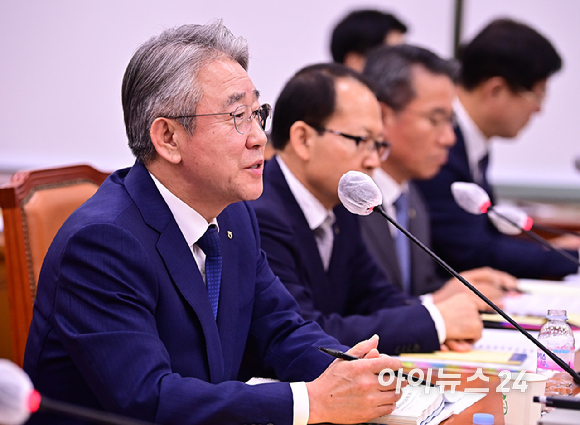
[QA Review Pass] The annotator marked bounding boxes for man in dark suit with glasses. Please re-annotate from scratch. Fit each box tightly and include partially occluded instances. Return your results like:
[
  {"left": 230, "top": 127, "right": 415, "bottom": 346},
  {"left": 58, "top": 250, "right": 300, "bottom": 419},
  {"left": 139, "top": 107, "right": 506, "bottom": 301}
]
[
  {"left": 24, "top": 21, "right": 404, "bottom": 425},
  {"left": 251, "top": 62, "right": 482, "bottom": 357}
]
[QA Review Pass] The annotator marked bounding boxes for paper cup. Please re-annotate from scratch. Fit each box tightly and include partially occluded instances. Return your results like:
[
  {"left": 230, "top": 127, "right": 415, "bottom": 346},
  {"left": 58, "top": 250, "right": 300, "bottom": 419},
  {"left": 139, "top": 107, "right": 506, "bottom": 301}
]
[{"left": 499, "top": 372, "right": 547, "bottom": 425}]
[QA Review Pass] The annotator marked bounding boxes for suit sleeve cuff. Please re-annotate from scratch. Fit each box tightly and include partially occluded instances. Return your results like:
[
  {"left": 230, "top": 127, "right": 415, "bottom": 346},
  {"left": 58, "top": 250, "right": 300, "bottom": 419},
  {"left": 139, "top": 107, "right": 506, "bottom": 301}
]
[
  {"left": 420, "top": 294, "right": 446, "bottom": 344},
  {"left": 290, "top": 382, "right": 309, "bottom": 425}
]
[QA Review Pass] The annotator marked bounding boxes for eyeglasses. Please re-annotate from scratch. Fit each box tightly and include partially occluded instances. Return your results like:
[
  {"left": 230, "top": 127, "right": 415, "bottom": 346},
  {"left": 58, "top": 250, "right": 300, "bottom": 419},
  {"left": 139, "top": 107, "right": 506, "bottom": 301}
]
[
  {"left": 316, "top": 127, "right": 391, "bottom": 160},
  {"left": 404, "top": 109, "right": 456, "bottom": 129},
  {"left": 518, "top": 89, "right": 546, "bottom": 107},
  {"left": 166, "top": 103, "right": 272, "bottom": 135}
]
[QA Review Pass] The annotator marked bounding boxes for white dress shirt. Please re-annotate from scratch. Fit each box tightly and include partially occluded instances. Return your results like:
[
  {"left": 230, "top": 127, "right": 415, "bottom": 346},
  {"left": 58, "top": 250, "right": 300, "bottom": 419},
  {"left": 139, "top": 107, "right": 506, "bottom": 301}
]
[
  {"left": 277, "top": 157, "right": 335, "bottom": 237},
  {"left": 277, "top": 156, "right": 336, "bottom": 270},
  {"left": 454, "top": 98, "right": 492, "bottom": 184},
  {"left": 150, "top": 172, "right": 309, "bottom": 425}
]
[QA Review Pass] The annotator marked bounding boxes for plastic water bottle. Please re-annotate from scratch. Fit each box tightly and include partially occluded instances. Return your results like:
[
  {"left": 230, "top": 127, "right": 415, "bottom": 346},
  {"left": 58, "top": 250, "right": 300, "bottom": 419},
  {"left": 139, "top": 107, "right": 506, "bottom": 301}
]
[{"left": 536, "top": 309, "right": 575, "bottom": 407}]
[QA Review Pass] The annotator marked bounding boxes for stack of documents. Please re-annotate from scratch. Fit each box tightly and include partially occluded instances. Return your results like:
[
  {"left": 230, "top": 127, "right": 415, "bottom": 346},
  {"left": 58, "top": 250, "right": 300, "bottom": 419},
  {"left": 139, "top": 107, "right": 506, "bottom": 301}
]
[
  {"left": 371, "top": 385, "right": 485, "bottom": 425},
  {"left": 399, "top": 327, "right": 580, "bottom": 374},
  {"left": 398, "top": 328, "right": 537, "bottom": 373},
  {"left": 502, "top": 279, "right": 580, "bottom": 326}
]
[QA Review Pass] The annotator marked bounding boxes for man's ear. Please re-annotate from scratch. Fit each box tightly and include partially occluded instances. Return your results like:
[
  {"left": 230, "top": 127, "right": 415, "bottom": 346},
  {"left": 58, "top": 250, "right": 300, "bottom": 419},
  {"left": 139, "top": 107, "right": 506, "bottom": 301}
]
[
  {"left": 150, "top": 118, "right": 182, "bottom": 164},
  {"left": 288, "top": 121, "right": 317, "bottom": 161},
  {"left": 481, "top": 76, "right": 508, "bottom": 100},
  {"left": 380, "top": 102, "right": 395, "bottom": 138},
  {"left": 343, "top": 51, "right": 366, "bottom": 73}
]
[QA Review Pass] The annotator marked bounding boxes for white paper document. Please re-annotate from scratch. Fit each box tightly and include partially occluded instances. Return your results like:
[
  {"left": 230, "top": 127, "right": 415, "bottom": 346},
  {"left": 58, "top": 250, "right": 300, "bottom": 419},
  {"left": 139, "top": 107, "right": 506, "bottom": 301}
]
[{"left": 370, "top": 385, "right": 485, "bottom": 425}]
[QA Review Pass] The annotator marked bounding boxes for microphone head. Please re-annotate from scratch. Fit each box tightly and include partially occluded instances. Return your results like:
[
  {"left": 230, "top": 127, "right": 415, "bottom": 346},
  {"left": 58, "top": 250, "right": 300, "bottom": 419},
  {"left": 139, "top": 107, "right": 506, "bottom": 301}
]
[
  {"left": 338, "top": 171, "right": 382, "bottom": 216},
  {"left": 488, "top": 204, "right": 533, "bottom": 235},
  {"left": 0, "top": 359, "right": 34, "bottom": 425},
  {"left": 451, "top": 182, "right": 491, "bottom": 215}
]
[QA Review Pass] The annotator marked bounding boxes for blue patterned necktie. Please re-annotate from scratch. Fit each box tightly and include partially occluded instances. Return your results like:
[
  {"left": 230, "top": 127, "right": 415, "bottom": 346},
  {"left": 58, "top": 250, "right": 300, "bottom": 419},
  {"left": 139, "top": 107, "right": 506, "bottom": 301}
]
[
  {"left": 394, "top": 192, "right": 411, "bottom": 293},
  {"left": 478, "top": 153, "right": 491, "bottom": 194},
  {"left": 196, "top": 225, "right": 222, "bottom": 320}
]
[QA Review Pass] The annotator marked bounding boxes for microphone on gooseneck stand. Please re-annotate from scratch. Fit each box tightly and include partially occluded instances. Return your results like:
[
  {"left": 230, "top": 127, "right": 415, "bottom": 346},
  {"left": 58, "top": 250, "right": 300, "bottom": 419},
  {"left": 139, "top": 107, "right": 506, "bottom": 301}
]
[
  {"left": 451, "top": 182, "right": 580, "bottom": 267},
  {"left": 337, "top": 171, "right": 580, "bottom": 385},
  {"left": 452, "top": 181, "right": 580, "bottom": 238},
  {"left": 0, "top": 359, "right": 154, "bottom": 425}
]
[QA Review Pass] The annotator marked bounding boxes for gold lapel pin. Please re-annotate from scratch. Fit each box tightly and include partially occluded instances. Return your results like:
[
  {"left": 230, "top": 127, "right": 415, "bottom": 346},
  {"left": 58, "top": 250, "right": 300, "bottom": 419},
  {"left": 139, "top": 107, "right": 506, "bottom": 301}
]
[{"left": 227, "top": 231, "right": 233, "bottom": 239}]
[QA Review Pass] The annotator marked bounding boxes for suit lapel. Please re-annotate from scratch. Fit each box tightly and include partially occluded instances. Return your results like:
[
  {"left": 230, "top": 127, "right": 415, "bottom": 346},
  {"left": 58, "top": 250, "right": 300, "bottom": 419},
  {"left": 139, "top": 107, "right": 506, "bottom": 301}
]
[
  {"left": 267, "top": 159, "right": 328, "bottom": 284},
  {"left": 452, "top": 126, "right": 473, "bottom": 181},
  {"left": 124, "top": 162, "right": 225, "bottom": 382},
  {"left": 363, "top": 212, "right": 403, "bottom": 288},
  {"left": 156, "top": 229, "right": 225, "bottom": 382}
]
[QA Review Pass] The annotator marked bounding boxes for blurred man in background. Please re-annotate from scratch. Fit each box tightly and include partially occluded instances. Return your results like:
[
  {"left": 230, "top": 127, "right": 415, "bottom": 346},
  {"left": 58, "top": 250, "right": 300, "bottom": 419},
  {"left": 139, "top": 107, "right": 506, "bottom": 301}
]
[
  {"left": 331, "top": 9, "right": 408, "bottom": 72},
  {"left": 266, "top": 8, "right": 407, "bottom": 159},
  {"left": 415, "top": 18, "right": 580, "bottom": 279},
  {"left": 361, "top": 44, "right": 517, "bottom": 318}
]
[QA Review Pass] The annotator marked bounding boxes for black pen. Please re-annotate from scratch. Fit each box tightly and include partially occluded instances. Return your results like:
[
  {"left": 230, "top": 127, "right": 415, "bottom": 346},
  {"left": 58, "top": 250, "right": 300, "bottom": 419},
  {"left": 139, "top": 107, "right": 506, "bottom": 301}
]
[
  {"left": 533, "top": 395, "right": 580, "bottom": 411},
  {"left": 318, "top": 347, "right": 436, "bottom": 387}
]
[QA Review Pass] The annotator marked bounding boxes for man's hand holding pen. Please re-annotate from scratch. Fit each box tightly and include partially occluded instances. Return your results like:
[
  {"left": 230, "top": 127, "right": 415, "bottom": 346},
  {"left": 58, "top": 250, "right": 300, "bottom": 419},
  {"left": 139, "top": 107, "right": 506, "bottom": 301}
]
[{"left": 305, "top": 335, "right": 406, "bottom": 424}]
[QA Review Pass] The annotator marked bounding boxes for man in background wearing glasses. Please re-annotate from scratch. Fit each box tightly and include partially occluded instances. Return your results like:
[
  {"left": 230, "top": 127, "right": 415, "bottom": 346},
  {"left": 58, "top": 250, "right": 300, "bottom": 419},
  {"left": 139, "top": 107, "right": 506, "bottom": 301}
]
[
  {"left": 250, "top": 63, "right": 482, "bottom": 356},
  {"left": 360, "top": 44, "right": 518, "bottom": 351},
  {"left": 415, "top": 18, "right": 580, "bottom": 280},
  {"left": 24, "top": 22, "right": 405, "bottom": 425}
]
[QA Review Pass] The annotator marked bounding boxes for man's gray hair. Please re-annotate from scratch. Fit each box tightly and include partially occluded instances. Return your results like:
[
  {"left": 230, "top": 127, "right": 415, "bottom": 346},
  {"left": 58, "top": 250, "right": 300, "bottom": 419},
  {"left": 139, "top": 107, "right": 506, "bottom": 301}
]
[{"left": 122, "top": 20, "right": 249, "bottom": 164}]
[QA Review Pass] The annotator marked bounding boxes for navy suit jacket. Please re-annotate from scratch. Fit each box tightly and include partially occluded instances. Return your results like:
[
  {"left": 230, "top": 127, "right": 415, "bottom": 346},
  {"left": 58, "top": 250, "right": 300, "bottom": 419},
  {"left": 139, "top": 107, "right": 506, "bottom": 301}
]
[
  {"left": 250, "top": 158, "right": 440, "bottom": 355},
  {"left": 23, "top": 161, "right": 342, "bottom": 425},
  {"left": 360, "top": 182, "right": 446, "bottom": 296},
  {"left": 415, "top": 127, "right": 579, "bottom": 279}
]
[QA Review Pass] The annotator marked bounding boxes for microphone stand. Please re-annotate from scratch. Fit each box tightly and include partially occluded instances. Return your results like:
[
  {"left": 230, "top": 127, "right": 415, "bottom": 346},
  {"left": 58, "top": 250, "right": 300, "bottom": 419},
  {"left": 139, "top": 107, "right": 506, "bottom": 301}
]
[
  {"left": 532, "top": 223, "right": 580, "bottom": 238},
  {"left": 35, "top": 393, "right": 154, "bottom": 425},
  {"left": 490, "top": 207, "right": 580, "bottom": 267},
  {"left": 374, "top": 204, "right": 580, "bottom": 385}
]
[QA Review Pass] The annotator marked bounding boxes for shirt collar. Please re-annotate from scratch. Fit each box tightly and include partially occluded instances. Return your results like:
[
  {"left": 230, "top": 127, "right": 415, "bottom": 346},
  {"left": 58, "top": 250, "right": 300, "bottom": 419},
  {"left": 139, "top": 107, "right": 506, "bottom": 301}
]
[
  {"left": 454, "top": 98, "right": 491, "bottom": 178},
  {"left": 149, "top": 172, "right": 218, "bottom": 247},
  {"left": 373, "top": 167, "right": 408, "bottom": 207},
  {"left": 276, "top": 156, "right": 334, "bottom": 231}
]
